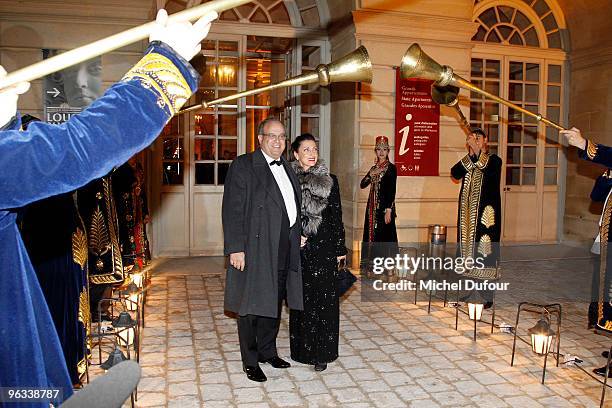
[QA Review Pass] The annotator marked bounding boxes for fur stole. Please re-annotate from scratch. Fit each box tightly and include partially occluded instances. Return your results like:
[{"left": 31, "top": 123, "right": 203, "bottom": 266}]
[{"left": 290, "top": 161, "right": 333, "bottom": 237}]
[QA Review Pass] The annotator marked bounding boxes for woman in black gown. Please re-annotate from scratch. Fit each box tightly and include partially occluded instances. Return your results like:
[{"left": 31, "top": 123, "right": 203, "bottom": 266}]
[
  {"left": 289, "top": 134, "right": 347, "bottom": 372},
  {"left": 360, "top": 136, "right": 398, "bottom": 276}
]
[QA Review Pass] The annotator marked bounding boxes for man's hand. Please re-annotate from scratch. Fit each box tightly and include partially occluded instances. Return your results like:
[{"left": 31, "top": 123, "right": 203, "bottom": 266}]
[
  {"left": 466, "top": 134, "right": 480, "bottom": 156},
  {"left": 229, "top": 252, "right": 245, "bottom": 271},
  {"left": 337, "top": 255, "right": 347, "bottom": 264},
  {"left": 149, "top": 9, "right": 217, "bottom": 61},
  {"left": 300, "top": 236, "right": 308, "bottom": 248},
  {"left": 384, "top": 208, "right": 392, "bottom": 224},
  {"left": 0, "top": 66, "right": 30, "bottom": 128},
  {"left": 560, "top": 127, "right": 587, "bottom": 150}
]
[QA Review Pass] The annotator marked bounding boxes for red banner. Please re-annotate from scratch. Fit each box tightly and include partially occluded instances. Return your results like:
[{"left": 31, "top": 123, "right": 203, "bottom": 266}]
[{"left": 394, "top": 70, "right": 439, "bottom": 176}]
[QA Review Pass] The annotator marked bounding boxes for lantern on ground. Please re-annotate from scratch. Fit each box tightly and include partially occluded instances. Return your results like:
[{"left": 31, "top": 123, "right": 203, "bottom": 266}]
[{"left": 528, "top": 316, "right": 555, "bottom": 356}]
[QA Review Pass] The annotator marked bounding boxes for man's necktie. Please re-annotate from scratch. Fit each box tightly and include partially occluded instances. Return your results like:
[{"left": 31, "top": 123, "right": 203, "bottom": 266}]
[{"left": 270, "top": 160, "right": 282, "bottom": 166}]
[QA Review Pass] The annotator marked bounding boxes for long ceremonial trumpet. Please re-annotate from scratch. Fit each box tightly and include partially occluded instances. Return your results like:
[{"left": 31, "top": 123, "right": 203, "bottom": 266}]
[
  {"left": 400, "top": 43, "right": 565, "bottom": 131},
  {"left": 179, "top": 45, "right": 372, "bottom": 114},
  {"left": 0, "top": 0, "right": 251, "bottom": 91},
  {"left": 430, "top": 84, "right": 472, "bottom": 133}
]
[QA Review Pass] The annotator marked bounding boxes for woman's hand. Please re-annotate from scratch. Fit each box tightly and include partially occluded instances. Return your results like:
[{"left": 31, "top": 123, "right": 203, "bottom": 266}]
[
  {"left": 337, "top": 255, "right": 347, "bottom": 263},
  {"left": 300, "top": 235, "right": 308, "bottom": 248},
  {"left": 369, "top": 166, "right": 382, "bottom": 177},
  {"left": 384, "top": 208, "right": 392, "bottom": 224}
]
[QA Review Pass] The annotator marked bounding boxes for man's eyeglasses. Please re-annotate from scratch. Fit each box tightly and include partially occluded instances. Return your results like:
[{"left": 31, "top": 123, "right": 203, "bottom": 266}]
[{"left": 262, "top": 133, "right": 287, "bottom": 142}]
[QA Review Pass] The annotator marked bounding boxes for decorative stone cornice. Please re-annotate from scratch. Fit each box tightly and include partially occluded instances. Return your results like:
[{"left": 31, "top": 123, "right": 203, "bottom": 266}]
[{"left": 352, "top": 9, "right": 478, "bottom": 44}]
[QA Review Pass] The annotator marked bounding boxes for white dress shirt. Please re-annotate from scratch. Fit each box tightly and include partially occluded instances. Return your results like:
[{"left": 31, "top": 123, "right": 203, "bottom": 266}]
[{"left": 262, "top": 151, "right": 297, "bottom": 227}]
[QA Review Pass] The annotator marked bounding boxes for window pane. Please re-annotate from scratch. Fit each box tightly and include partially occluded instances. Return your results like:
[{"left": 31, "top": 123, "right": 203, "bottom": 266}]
[
  {"left": 498, "top": 6, "right": 514, "bottom": 23},
  {"left": 484, "top": 81, "right": 500, "bottom": 96},
  {"left": 506, "top": 167, "right": 520, "bottom": 185},
  {"left": 546, "top": 126, "right": 558, "bottom": 144},
  {"left": 302, "top": 46, "right": 321, "bottom": 67},
  {"left": 522, "top": 168, "right": 536, "bottom": 185},
  {"left": 163, "top": 162, "right": 183, "bottom": 185},
  {"left": 470, "top": 102, "right": 482, "bottom": 121},
  {"left": 202, "top": 64, "right": 217, "bottom": 87},
  {"left": 485, "top": 60, "right": 500, "bottom": 78},
  {"left": 548, "top": 31, "right": 562, "bottom": 49},
  {"left": 523, "top": 146, "right": 536, "bottom": 164},
  {"left": 508, "top": 125, "right": 522, "bottom": 143},
  {"left": 524, "top": 127, "right": 538, "bottom": 144},
  {"left": 524, "top": 105, "right": 539, "bottom": 124},
  {"left": 548, "top": 65, "right": 561, "bottom": 83},
  {"left": 486, "top": 125, "right": 499, "bottom": 143},
  {"left": 218, "top": 163, "right": 230, "bottom": 185},
  {"left": 195, "top": 114, "right": 214, "bottom": 136},
  {"left": 194, "top": 138, "right": 215, "bottom": 161},
  {"left": 480, "top": 8, "right": 498, "bottom": 28},
  {"left": 484, "top": 103, "right": 499, "bottom": 121},
  {"left": 507, "top": 147, "right": 521, "bottom": 164},
  {"left": 471, "top": 80, "right": 484, "bottom": 100},
  {"left": 509, "top": 62, "right": 523, "bottom": 80},
  {"left": 545, "top": 147, "right": 558, "bottom": 165},
  {"left": 514, "top": 11, "right": 530, "bottom": 30},
  {"left": 487, "top": 30, "right": 501, "bottom": 43},
  {"left": 544, "top": 167, "right": 557, "bottom": 185},
  {"left": 547, "top": 85, "right": 561, "bottom": 104},
  {"left": 218, "top": 41, "right": 238, "bottom": 54},
  {"left": 525, "top": 84, "right": 539, "bottom": 102},
  {"left": 218, "top": 57, "right": 238, "bottom": 87},
  {"left": 195, "top": 163, "right": 215, "bottom": 185},
  {"left": 547, "top": 106, "right": 561, "bottom": 123},
  {"left": 509, "top": 83, "right": 523, "bottom": 101},
  {"left": 489, "top": 145, "right": 498, "bottom": 156},
  {"left": 218, "top": 139, "right": 238, "bottom": 160},
  {"left": 473, "top": 25, "right": 487, "bottom": 42},
  {"left": 218, "top": 114, "right": 238, "bottom": 136},
  {"left": 161, "top": 116, "right": 181, "bottom": 136},
  {"left": 163, "top": 138, "right": 183, "bottom": 160},
  {"left": 471, "top": 59, "right": 483, "bottom": 77},
  {"left": 524, "top": 27, "right": 539, "bottom": 47},
  {"left": 508, "top": 107, "right": 522, "bottom": 123},
  {"left": 525, "top": 63, "right": 540, "bottom": 81},
  {"left": 509, "top": 32, "right": 523, "bottom": 46}
]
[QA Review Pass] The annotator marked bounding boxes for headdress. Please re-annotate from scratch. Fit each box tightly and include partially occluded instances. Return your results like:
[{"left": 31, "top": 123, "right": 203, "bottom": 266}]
[{"left": 375, "top": 135, "right": 389, "bottom": 149}]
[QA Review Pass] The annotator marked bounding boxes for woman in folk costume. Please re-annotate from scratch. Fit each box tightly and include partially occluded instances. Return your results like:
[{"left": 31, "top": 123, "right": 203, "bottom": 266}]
[
  {"left": 0, "top": 10, "right": 216, "bottom": 405},
  {"left": 451, "top": 128, "right": 502, "bottom": 270},
  {"left": 289, "top": 134, "right": 347, "bottom": 372},
  {"left": 360, "top": 136, "right": 398, "bottom": 276},
  {"left": 563, "top": 127, "right": 612, "bottom": 376}
]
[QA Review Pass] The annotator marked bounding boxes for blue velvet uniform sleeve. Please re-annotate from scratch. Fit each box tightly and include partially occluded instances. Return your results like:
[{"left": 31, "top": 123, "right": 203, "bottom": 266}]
[
  {"left": 591, "top": 170, "right": 612, "bottom": 202},
  {"left": 0, "top": 41, "right": 199, "bottom": 209},
  {"left": 579, "top": 140, "right": 612, "bottom": 168}
]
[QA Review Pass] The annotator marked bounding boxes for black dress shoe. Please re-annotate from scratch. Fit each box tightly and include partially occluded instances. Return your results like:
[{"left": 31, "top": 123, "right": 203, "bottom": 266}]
[
  {"left": 243, "top": 365, "right": 267, "bottom": 382},
  {"left": 314, "top": 363, "right": 327, "bottom": 372},
  {"left": 602, "top": 350, "right": 610, "bottom": 359},
  {"left": 263, "top": 356, "right": 291, "bottom": 368},
  {"left": 484, "top": 301, "right": 493, "bottom": 310},
  {"left": 593, "top": 365, "right": 612, "bottom": 377}
]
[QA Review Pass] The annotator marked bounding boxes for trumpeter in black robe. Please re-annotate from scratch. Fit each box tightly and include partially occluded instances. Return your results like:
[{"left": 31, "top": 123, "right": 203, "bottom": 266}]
[
  {"left": 289, "top": 161, "right": 347, "bottom": 365},
  {"left": 451, "top": 151, "right": 502, "bottom": 270},
  {"left": 20, "top": 193, "right": 89, "bottom": 385}
]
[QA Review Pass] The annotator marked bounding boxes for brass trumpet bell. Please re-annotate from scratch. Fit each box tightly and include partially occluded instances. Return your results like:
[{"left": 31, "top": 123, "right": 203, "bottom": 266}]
[
  {"left": 179, "top": 46, "right": 372, "bottom": 114},
  {"left": 400, "top": 43, "right": 565, "bottom": 130},
  {"left": 400, "top": 44, "right": 454, "bottom": 86}
]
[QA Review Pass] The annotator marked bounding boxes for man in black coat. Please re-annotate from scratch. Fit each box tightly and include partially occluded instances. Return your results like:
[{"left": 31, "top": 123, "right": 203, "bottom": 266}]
[{"left": 222, "top": 117, "right": 303, "bottom": 382}]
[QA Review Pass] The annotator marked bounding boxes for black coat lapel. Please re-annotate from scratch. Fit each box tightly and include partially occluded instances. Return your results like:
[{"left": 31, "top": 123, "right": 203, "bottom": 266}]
[{"left": 253, "top": 149, "right": 284, "bottom": 211}]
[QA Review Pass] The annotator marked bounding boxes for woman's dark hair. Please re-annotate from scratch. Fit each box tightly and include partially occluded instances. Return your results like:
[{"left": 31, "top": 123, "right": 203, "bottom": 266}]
[{"left": 291, "top": 133, "right": 317, "bottom": 153}]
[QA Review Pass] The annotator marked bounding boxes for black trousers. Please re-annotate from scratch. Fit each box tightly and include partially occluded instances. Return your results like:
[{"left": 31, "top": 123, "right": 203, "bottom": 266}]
[{"left": 238, "top": 215, "right": 291, "bottom": 367}]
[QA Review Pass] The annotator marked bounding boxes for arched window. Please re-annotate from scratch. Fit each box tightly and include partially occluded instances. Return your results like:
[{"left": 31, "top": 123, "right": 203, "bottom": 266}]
[
  {"left": 161, "top": 0, "right": 325, "bottom": 28},
  {"left": 472, "top": 0, "right": 566, "bottom": 50}
]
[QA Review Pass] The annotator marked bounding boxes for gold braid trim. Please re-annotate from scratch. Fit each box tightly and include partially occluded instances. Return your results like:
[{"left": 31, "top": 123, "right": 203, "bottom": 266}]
[
  {"left": 459, "top": 166, "right": 484, "bottom": 259},
  {"left": 72, "top": 228, "right": 88, "bottom": 269},
  {"left": 121, "top": 52, "right": 191, "bottom": 115},
  {"left": 481, "top": 205, "right": 495, "bottom": 229},
  {"left": 597, "top": 196, "right": 612, "bottom": 331},
  {"left": 475, "top": 152, "right": 490, "bottom": 170},
  {"left": 587, "top": 139, "right": 598, "bottom": 160},
  {"left": 461, "top": 155, "right": 474, "bottom": 172}
]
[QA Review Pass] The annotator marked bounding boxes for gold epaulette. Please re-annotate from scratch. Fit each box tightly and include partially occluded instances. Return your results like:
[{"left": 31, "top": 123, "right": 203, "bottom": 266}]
[{"left": 122, "top": 52, "right": 191, "bottom": 115}]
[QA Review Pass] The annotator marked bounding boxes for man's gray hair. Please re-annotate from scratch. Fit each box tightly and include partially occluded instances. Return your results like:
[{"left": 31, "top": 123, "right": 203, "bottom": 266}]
[{"left": 257, "top": 117, "right": 284, "bottom": 137}]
